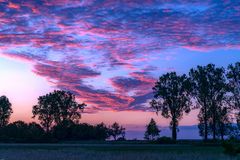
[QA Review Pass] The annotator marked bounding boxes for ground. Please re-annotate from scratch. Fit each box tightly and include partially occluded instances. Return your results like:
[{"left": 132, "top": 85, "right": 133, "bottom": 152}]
[{"left": 0, "top": 143, "right": 238, "bottom": 160}]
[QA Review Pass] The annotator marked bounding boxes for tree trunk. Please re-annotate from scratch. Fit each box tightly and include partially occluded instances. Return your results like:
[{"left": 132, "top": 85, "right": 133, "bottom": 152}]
[
  {"left": 213, "top": 125, "right": 216, "bottom": 140},
  {"left": 212, "top": 105, "right": 216, "bottom": 141},
  {"left": 46, "top": 123, "right": 50, "bottom": 134},
  {"left": 220, "top": 124, "right": 224, "bottom": 141},
  {"left": 46, "top": 127, "right": 49, "bottom": 133},
  {"left": 172, "top": 120, "right": 177, "bottom": 141},
  {"left": 204, "top": 105, "right": 208, "bottom": 141}
]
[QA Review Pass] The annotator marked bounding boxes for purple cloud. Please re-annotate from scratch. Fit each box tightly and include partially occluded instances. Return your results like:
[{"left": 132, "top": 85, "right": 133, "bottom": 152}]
[{"left": 0, "top": 0, "right": 240, "bottom": 112}]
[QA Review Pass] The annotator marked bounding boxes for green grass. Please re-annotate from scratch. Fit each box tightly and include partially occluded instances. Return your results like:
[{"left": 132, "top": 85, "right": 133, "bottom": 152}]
[{"left": 0, "top": 143, "right": 238, "bottom": 160}]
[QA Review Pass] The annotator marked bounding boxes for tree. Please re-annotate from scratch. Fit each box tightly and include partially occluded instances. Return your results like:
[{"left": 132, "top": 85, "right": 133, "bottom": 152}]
[
  {"left": 189, "top": 65, "right": 211, "bottom": 141},
  {"left": 0, "top": 96, "right": 12, "bottom": 128},
  {"left": 95, "top": 123, "right": 111, "bottom": 140},
  {"left": 189, "top": 64, "right": 228, "bottom": 140},
  {"left": 52, "top": 120, "right": 75, "bottom": 140},
  {"left": 27, "top": 122, "right": 45, "bottom": 141},
  {"left": 32, "top": 90, "right": 86, "bottom": 132},
  {"left": 5, "top": 121, "right": 29, "bottom": 141},
  {"left": 150, "top": 72, "right": 192, "bottom": 141},
  {"left": 0, "top": 121, "right": 45, "bottom": 143},
  {"left": 216, "top": 107, "right": 232, "bottom": 140},
  {"left": 144, "top": 118, "right": 160, "bottom": 140},
  {"left": 110, "top": 122, "right": 126, "bottom": 140},
  {"left": 198, "top": 109, "right": 211, "bottom": 138},
  {"left": 227, "top": 62, "right": 240, "bottom": 124},
  {"left": 71, "top": 123, "right": 96, "bottom": 140}
]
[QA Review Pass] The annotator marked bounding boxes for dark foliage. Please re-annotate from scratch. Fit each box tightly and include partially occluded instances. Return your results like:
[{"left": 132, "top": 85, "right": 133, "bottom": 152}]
[
  {"left": 151, "top": 72, "right": 192, "bottom": 140},
  {"left": 0, "top": 121, "right": 45, "bottom": 143},
  {"left": 144, "top": 118, "right": 160, "bottom": 140},
  {"left": 190, "top": 64, "right": 228, "bottom": 141},
  {"left": 222, "top": 140, "right": 240, "bottom": 157},
  {"left": 50, "top": 121, "right": 112, "bottom": 141},
  {"left": 32, "top": 90, "right": 86, "bottom": 132},
  {"left": 0, "top": 121, "right": 112, "bottom": 143},
  {"left": 54, "top": 122, "right": 111, "bottom": 141},
  {"left": 155, "top": 136, "right": 176, "bottom": 144},
  {"left": 0, "top": 96, "right": 12, "bottom": 128},
  {"left": 109, "top": 122, "right": 126, "bottom": 140}
]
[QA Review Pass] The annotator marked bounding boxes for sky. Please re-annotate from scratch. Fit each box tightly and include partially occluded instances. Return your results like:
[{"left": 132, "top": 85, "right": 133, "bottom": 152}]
[{"left": 0, "top": 0, "right": 240, "bottom": 139}]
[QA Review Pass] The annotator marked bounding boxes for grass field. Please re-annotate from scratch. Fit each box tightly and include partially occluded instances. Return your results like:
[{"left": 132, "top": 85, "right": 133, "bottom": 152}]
[{"left": 0, "top": 143, "right": 239, "bottom": 160}]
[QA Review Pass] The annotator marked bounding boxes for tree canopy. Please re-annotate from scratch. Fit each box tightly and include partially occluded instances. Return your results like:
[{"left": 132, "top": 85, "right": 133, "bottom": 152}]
[
  {"left": 227, "top": 62, "right": 240, "bottom": 123},
  {"left": 189, "top": 64, "right": 228, "bottom": 140},
  {"left": 32, "top": 90, "right": 86, "bottom": 132},
  {"left": 109, "top": 122, "right": 126, "bottom": 140}
]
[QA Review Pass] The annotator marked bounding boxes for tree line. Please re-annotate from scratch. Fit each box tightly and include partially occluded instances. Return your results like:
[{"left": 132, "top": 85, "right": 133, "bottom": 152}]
[
  {"left": 0, "top": 62, "right": 239, "bottom": 142},
  {"left": 0, "top": 91, "right": 125, "bottom": 142},
  {"left": 151, "top": 62, "right": 240, "bottom": 141}
]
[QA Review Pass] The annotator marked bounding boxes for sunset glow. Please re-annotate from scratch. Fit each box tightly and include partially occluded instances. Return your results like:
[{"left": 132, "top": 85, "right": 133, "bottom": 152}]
[{"left": 0, "top": 0, "right": 240, "bottom": 139}]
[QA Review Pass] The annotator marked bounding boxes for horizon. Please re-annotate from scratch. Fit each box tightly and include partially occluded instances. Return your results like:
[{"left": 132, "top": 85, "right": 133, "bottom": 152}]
[{"left": 0, "top": 0, "right": 240, "bottom": 139}]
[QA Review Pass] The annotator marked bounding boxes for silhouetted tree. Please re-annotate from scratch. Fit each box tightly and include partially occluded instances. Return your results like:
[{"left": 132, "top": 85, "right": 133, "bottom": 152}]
[
  {"left": 27, "top": 122, "right": 45, "bottom": 141},
  {"left": 4, "top": 121, "right": 29, "bottom": 142},
  {"left": 95, "top": 123, "right": 111, "bottom": 140},
  {"left": 32, "top": 90, "right": 86, "bottom": 132},
  {"left": 189, "top": 64, "right": 228, "bottom": 140},
  {"left": 198, "top": 109, "right": 211, "bottom": 138},
  {"left": 199, "top": 104, "right": 233, "bottom": 141},
  {"left": 71, "top": 123, "right": 96, "bottom": 140},
  {"left": 227, "top": 62, "right": 240, "bottom": 124},
  {"left": 151, "top": 72, "right": 192, "bottom": 141},
  {"left": 0, "top": 120, "right": 111, "bottom": 142},
  {"left": 0, "top": 96, "right": 12, "bottom": 128},
  {"left": 144, "top": 118, "right": 160, "bottom": 140},
  {"left": 0, "top": 121, "right": 45, "bottom": 143},
  {"left": 52, "top": 120, "right": 74, "bottom": 140},
  {"left": 216, "top": 107, "right": 232, "bottom": 140},
  {"left": 190, "top": 65, "right": 211, "bottom": 140},
  {"left": 70, "top": 123, "right": 110, "bottom": 141},
  {"left": 110, "top": 122, "right": 125, "bottom": 140}
]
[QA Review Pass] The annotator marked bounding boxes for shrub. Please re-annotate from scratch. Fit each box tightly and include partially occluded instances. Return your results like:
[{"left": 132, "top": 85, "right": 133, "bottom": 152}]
[
  {"left": 222, "top": 139, "right": 240, "bottom": 157},
  {"left": 155, "top": 136, "right": 176, "bottom": 144},
  {"left": 222, "top": 141, "right": 237, "bottom": 156}
]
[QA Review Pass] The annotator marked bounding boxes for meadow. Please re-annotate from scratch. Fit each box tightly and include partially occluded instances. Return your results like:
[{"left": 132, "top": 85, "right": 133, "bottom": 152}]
[{"left": 0, "top": 142, "right": 238, "bottom": 160}]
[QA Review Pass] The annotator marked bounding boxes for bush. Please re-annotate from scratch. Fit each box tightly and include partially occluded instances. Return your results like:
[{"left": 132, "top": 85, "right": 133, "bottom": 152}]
[
  {"left": 52, "top": 120, "right": 75, "bottom": 141},
  {"left": 0, "top": 121, "right": 112, "bottom": 143},
  {"left": 0, "top": 121, "right": 46, "bottom": 143},
  {"left": 222, "top": 140, "right": 240, "bottom": 157},
  {"left": 155, "top": 136, "right": 176, "bottom": 144},
  {"left": 117, "top": 137, "right": 126, "bottom": 141}
]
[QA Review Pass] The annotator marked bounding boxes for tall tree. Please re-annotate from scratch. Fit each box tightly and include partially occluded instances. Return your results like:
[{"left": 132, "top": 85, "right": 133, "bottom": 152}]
[
  {"left": 144, "top": 118, "right": 160, "bottom": 140},
  {"left": 198, "top": 109, "right": 210, "bottom": 139},
  {"left": 150, "top": 72, "right": 192, "bottom": 141},
  {"left": 189, "top": 64, "right": 227, "bottom": 140},
  {"left": 227, "top": 62, "right": 240, "bottom": 124},
  {"left": 109, "top": 122, "right": 125, "bottom": 140},
  {"left": 189, "top": 65, "right": 210, "bottom": 140},
  {"left": 0, "top": 96, "right": 12, "bottom": 127},
  {"left": 33, "top": 90, "right": 86, "bottom": 132},
  {"left": 216, "top": 107, "right": 232, "bottom": 140},
  {"left": 32, "top": 94, "right": 55, "bottom": 133}
]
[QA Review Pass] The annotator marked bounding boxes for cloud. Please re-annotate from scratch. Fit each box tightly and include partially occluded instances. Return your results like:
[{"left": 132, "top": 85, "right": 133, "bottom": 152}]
[{"left": 0, "top": 0, "right": 240, "bottom": 112}]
